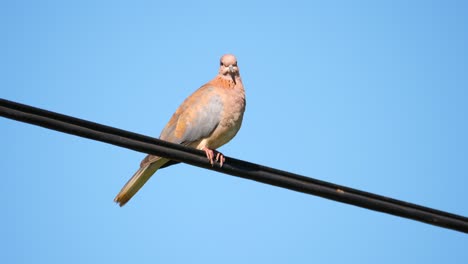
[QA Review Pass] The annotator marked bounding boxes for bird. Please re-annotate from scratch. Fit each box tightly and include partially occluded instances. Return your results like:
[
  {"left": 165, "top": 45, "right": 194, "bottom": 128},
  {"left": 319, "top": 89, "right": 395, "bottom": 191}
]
[{"left": 114, "top": 54, "right": 246, "bottom": 206}]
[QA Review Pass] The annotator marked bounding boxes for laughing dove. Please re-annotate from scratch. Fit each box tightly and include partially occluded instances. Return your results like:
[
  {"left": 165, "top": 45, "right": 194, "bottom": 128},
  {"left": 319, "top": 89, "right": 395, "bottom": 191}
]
[{"left": 114, "top": 54, "right": 246, "bottom": 206}]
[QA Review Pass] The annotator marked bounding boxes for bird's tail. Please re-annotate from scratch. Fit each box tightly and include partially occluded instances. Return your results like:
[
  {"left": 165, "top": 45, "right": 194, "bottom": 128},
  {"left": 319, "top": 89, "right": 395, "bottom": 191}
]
[{"left": 114, "top": 158, "right": 169, "bottom": 207}]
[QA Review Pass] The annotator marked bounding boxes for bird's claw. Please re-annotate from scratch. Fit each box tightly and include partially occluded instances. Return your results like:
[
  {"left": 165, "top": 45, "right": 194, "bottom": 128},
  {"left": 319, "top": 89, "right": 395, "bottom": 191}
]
[
  {"left": 215, "top": 152, "right": 225, "bottom": 167},
  {"left": 202, "top": 147, "right": 225, "bottom": 167}
]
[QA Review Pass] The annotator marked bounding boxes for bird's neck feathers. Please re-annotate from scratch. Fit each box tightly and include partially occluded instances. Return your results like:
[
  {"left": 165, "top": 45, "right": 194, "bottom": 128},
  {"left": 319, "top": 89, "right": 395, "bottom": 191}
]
[{"left": 211, "top": 74, "right": 243, "bottom": 89}]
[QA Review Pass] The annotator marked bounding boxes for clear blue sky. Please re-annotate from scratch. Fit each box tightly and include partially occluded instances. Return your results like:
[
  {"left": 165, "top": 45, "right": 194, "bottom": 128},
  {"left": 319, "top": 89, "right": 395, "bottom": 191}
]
[{"left": 1, "top": 0, "right": 467, "bottom": 263}]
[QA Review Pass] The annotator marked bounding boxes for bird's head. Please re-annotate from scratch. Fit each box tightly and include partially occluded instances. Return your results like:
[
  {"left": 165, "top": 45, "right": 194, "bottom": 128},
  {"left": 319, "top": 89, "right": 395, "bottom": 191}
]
[{"left": 219, "top": 54, "right": 239, "bottom": 78}]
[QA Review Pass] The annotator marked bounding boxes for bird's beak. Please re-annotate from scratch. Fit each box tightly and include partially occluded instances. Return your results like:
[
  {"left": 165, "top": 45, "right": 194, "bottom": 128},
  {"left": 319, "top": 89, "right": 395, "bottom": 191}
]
[{"left": 229, "top": 65, "right": 234, "bottom": 73}]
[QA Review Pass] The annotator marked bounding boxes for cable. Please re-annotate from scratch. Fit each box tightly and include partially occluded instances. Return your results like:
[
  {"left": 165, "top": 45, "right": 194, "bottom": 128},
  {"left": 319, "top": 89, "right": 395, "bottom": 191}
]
[{"left": 1, "top": 98, "right": 467, "bottom": 233}]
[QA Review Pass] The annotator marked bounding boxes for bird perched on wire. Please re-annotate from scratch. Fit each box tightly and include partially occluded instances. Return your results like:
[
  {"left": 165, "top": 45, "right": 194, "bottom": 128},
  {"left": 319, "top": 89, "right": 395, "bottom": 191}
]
[{"left": 114, "top": 54, "right": 246, "bottom": 206}]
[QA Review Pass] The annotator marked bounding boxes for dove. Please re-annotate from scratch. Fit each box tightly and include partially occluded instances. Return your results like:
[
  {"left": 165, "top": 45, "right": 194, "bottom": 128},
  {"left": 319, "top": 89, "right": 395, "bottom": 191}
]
[{"left": 114, "top": 54, "right": 246, "bottom": 206}]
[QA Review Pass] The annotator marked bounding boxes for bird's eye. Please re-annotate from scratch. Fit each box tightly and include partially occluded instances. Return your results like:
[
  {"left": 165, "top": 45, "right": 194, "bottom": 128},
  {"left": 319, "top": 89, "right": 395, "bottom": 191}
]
[{"left": 220, "top": 61, "right": 223, "bottom": 66}]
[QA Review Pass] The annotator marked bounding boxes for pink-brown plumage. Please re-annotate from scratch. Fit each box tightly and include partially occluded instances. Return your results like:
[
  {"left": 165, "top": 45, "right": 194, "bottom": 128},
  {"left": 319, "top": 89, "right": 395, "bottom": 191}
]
[{"left": 114, "top": 54, "right": 246, "bottom": 206}]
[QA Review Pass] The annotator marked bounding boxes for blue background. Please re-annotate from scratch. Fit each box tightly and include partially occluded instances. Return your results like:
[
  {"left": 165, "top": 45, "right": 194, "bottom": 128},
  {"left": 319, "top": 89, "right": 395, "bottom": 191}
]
[{"left": 1, "top": 1, "right": 467, "bottom": 263}]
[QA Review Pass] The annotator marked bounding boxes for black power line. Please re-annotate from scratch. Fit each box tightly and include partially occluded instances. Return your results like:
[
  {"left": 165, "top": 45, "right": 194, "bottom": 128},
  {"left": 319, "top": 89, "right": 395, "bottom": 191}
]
[{"left": 1, "top": 98, "right": 467, "bottom": 234}]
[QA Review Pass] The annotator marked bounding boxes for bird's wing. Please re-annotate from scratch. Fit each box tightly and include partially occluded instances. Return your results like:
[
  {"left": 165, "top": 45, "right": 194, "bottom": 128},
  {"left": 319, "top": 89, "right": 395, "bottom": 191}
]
[
  {"left": 140, "top": 85, "right": 223, "bottom": 167},
  {"left": 160, "top": 85, "right": 223, "bottom": 144}
]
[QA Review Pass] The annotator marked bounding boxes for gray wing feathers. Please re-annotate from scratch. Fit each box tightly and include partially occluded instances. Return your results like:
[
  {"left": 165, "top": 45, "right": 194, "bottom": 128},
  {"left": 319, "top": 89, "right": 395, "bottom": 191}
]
[
  {"left": 181, "top": 94, "right": 223, "bottom": 143},
  {"left": 160, "top": 90, "right": 223, "bottom": 145}
]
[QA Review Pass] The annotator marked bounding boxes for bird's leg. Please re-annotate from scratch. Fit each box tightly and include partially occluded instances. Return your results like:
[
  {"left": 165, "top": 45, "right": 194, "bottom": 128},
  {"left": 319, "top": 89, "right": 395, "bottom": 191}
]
[{"left": 202, "top": 147, "right": 225, "bottom": 167}]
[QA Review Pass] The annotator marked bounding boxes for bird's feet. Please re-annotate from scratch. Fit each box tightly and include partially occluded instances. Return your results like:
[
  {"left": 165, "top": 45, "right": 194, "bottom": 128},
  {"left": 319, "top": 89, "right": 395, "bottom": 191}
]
[{"left": 202, "top": 147, "right": 225, "bottom": 167}]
